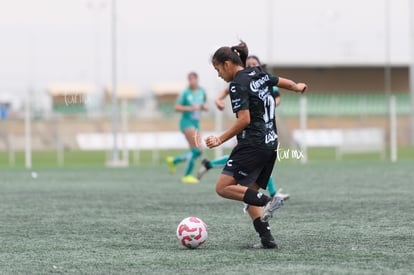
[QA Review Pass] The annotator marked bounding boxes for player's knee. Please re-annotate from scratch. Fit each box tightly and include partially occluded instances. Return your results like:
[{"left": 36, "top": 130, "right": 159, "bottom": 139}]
[
  {"left": 216, "top": 186, "right": 224, "bottom": 197},
  {"left": 215, "top": 184, "right": 225, "bottom": 197}
]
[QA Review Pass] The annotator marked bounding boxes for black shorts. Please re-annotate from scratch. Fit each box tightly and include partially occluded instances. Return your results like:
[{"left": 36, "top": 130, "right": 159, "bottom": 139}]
[{"left": 222, "top": 144, "right": 277, "bottom": 189}]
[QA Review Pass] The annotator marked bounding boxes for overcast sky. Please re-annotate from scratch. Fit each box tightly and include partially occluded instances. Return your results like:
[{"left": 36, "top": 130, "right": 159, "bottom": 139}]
[{"left": 0, "top": 0, "right": 412, "bottom": 105}]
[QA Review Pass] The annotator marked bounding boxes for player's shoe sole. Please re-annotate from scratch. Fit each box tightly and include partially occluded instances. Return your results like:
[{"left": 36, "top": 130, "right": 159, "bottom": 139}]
[
  {"left": 261, "top": 194, "right": 284, "bottom": 222},
  {"left": 166, "top": 156, "right": 176, "bottom": 175}
]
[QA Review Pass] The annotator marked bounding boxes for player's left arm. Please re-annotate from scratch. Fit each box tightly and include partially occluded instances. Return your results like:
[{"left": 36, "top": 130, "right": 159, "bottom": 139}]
[{"left": 277, "top": 77, "right": 307, "bottom": 93}]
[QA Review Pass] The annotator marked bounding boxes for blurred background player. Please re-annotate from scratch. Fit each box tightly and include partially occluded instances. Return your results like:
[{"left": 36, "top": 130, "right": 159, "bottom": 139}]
[
  {"left": 206, "top": 41, "right": 307, "bottom": 248},
  {"left": 198, "top": 55, "right": 289, "bottom": 201},
  {"left": 166, "top": 72, "right": 208, "bottom": 184}
]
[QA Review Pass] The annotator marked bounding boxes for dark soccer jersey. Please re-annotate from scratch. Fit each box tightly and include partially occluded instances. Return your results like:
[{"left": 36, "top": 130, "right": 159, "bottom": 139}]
[{"left": 229, "top": 66, "right": 279, "bottom": 149}]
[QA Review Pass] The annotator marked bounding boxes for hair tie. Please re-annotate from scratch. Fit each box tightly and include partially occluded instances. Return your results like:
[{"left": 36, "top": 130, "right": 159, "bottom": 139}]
[{"left": 233, "top": 49, "right": 240, "bottom": 57}]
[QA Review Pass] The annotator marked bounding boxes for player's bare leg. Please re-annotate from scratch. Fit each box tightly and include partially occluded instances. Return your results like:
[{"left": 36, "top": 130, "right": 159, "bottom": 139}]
[
  {"left": 183, "top": 127, "right": 199, "bottom": 149},
  {"left": 182, "top": 132, "right": 201, "bottom": 183},
  {"left": 215, "top": 174, "right": 248, "bottom": 201}
]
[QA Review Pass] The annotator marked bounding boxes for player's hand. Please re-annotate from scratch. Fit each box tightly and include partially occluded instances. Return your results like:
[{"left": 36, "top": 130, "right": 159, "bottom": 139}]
[
  {"left": 215, "top": 99, "right": 225, "bottom": 110},
  {"left": 192, "top": 105, "right": 201, "bottom": 111},
  {"left": 296, "top": 83, "right": 308, "bottom": 94},
  {"left": 205, "top": 136, "right": 222, "bottom": 148},
  {"left": 275, "top": 96, "right": 281, "bottom": 107},
  {"left": 201, "top": 104, "right": 209, "bottom": 111}
]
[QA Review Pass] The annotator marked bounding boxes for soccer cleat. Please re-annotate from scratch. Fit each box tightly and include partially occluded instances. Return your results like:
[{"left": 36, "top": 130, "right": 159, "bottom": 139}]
[
  {"left": 181, "top": 175, "right": 199, "bottom": 184},
  {"left": 261, "top": 193, "right": 284, "bottom": 222},
  {"left": 166, "top": 156, "right": 176, "bottom": 174},
  {"left": 253, "top": 232, "right": 278, "bottom": 249},
  {"left": 277, "top": 192, "right": 290, "bottom": 201},
  {"left": 271, "top": 188, "right": 290, "bottom": 201},
  {"left": 197, "top": 158, "right": 212, "bottom": 180}
]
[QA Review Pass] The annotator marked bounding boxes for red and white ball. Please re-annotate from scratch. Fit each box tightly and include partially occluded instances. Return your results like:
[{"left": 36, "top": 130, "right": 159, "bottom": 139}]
[{"left": 176, "top": 217, "right": 208, "bottom": 249}]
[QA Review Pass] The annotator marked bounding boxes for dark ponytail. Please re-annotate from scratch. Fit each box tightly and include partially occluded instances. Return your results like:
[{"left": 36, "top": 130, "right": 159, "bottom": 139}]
[
  {"left": 212, "top": 40, "right": 249, "bottom": 67},
  {"left": 230, "top": 41, "right": 248, "bottom": 67}
]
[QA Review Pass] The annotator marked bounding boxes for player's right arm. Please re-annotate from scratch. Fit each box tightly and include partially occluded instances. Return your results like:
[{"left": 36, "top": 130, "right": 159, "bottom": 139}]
[
  {"left": 206, "top": 109, "right": 249, "bottom": 148},
  {"left": 174, "top": 103, "right": 199, "bottom": 112},
  {"left": 214, "top": 88, "right": 230, "bottom": 110},
  {"left": 174, "top": 90, "right": 200, "bottom": 112},
  {"left": 205, "top": 82, "right": 249, "bottom": 148}
]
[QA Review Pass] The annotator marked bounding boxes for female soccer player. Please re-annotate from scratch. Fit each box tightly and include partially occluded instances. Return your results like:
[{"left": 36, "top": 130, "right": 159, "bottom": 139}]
[
  {"left": 206, "top": 41, "right": 307, "bottom": 248},
  {"left": 166, "top": 72, "right": 208, "bottom": 184},
  {"left": 197, "top": 55, "right": 288, "bottom": 201}
]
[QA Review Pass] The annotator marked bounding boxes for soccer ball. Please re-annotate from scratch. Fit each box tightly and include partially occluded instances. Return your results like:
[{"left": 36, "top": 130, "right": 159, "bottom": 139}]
[{"left": 176, "top": 217, "right": 208, "bottom": 249}]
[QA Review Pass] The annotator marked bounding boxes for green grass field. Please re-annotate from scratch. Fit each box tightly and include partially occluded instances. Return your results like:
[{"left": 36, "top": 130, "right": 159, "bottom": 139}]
[
  {"left": 0, "top": 160, "right": 413, "bottom": 274},
  {"left": 1, "top": 146, "right": 414, "bottom": 168}
]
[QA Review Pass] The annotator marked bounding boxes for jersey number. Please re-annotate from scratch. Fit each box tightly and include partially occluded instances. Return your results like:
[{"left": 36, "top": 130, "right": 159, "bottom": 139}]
[{"left": 263, "top": 95, "right": 275, "bottom": 123}]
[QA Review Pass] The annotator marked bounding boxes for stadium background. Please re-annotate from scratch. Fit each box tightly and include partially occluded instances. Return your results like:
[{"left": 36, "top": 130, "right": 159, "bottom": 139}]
[{"left": 0, "top": 0, "right": 413, "bottom": 166}]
